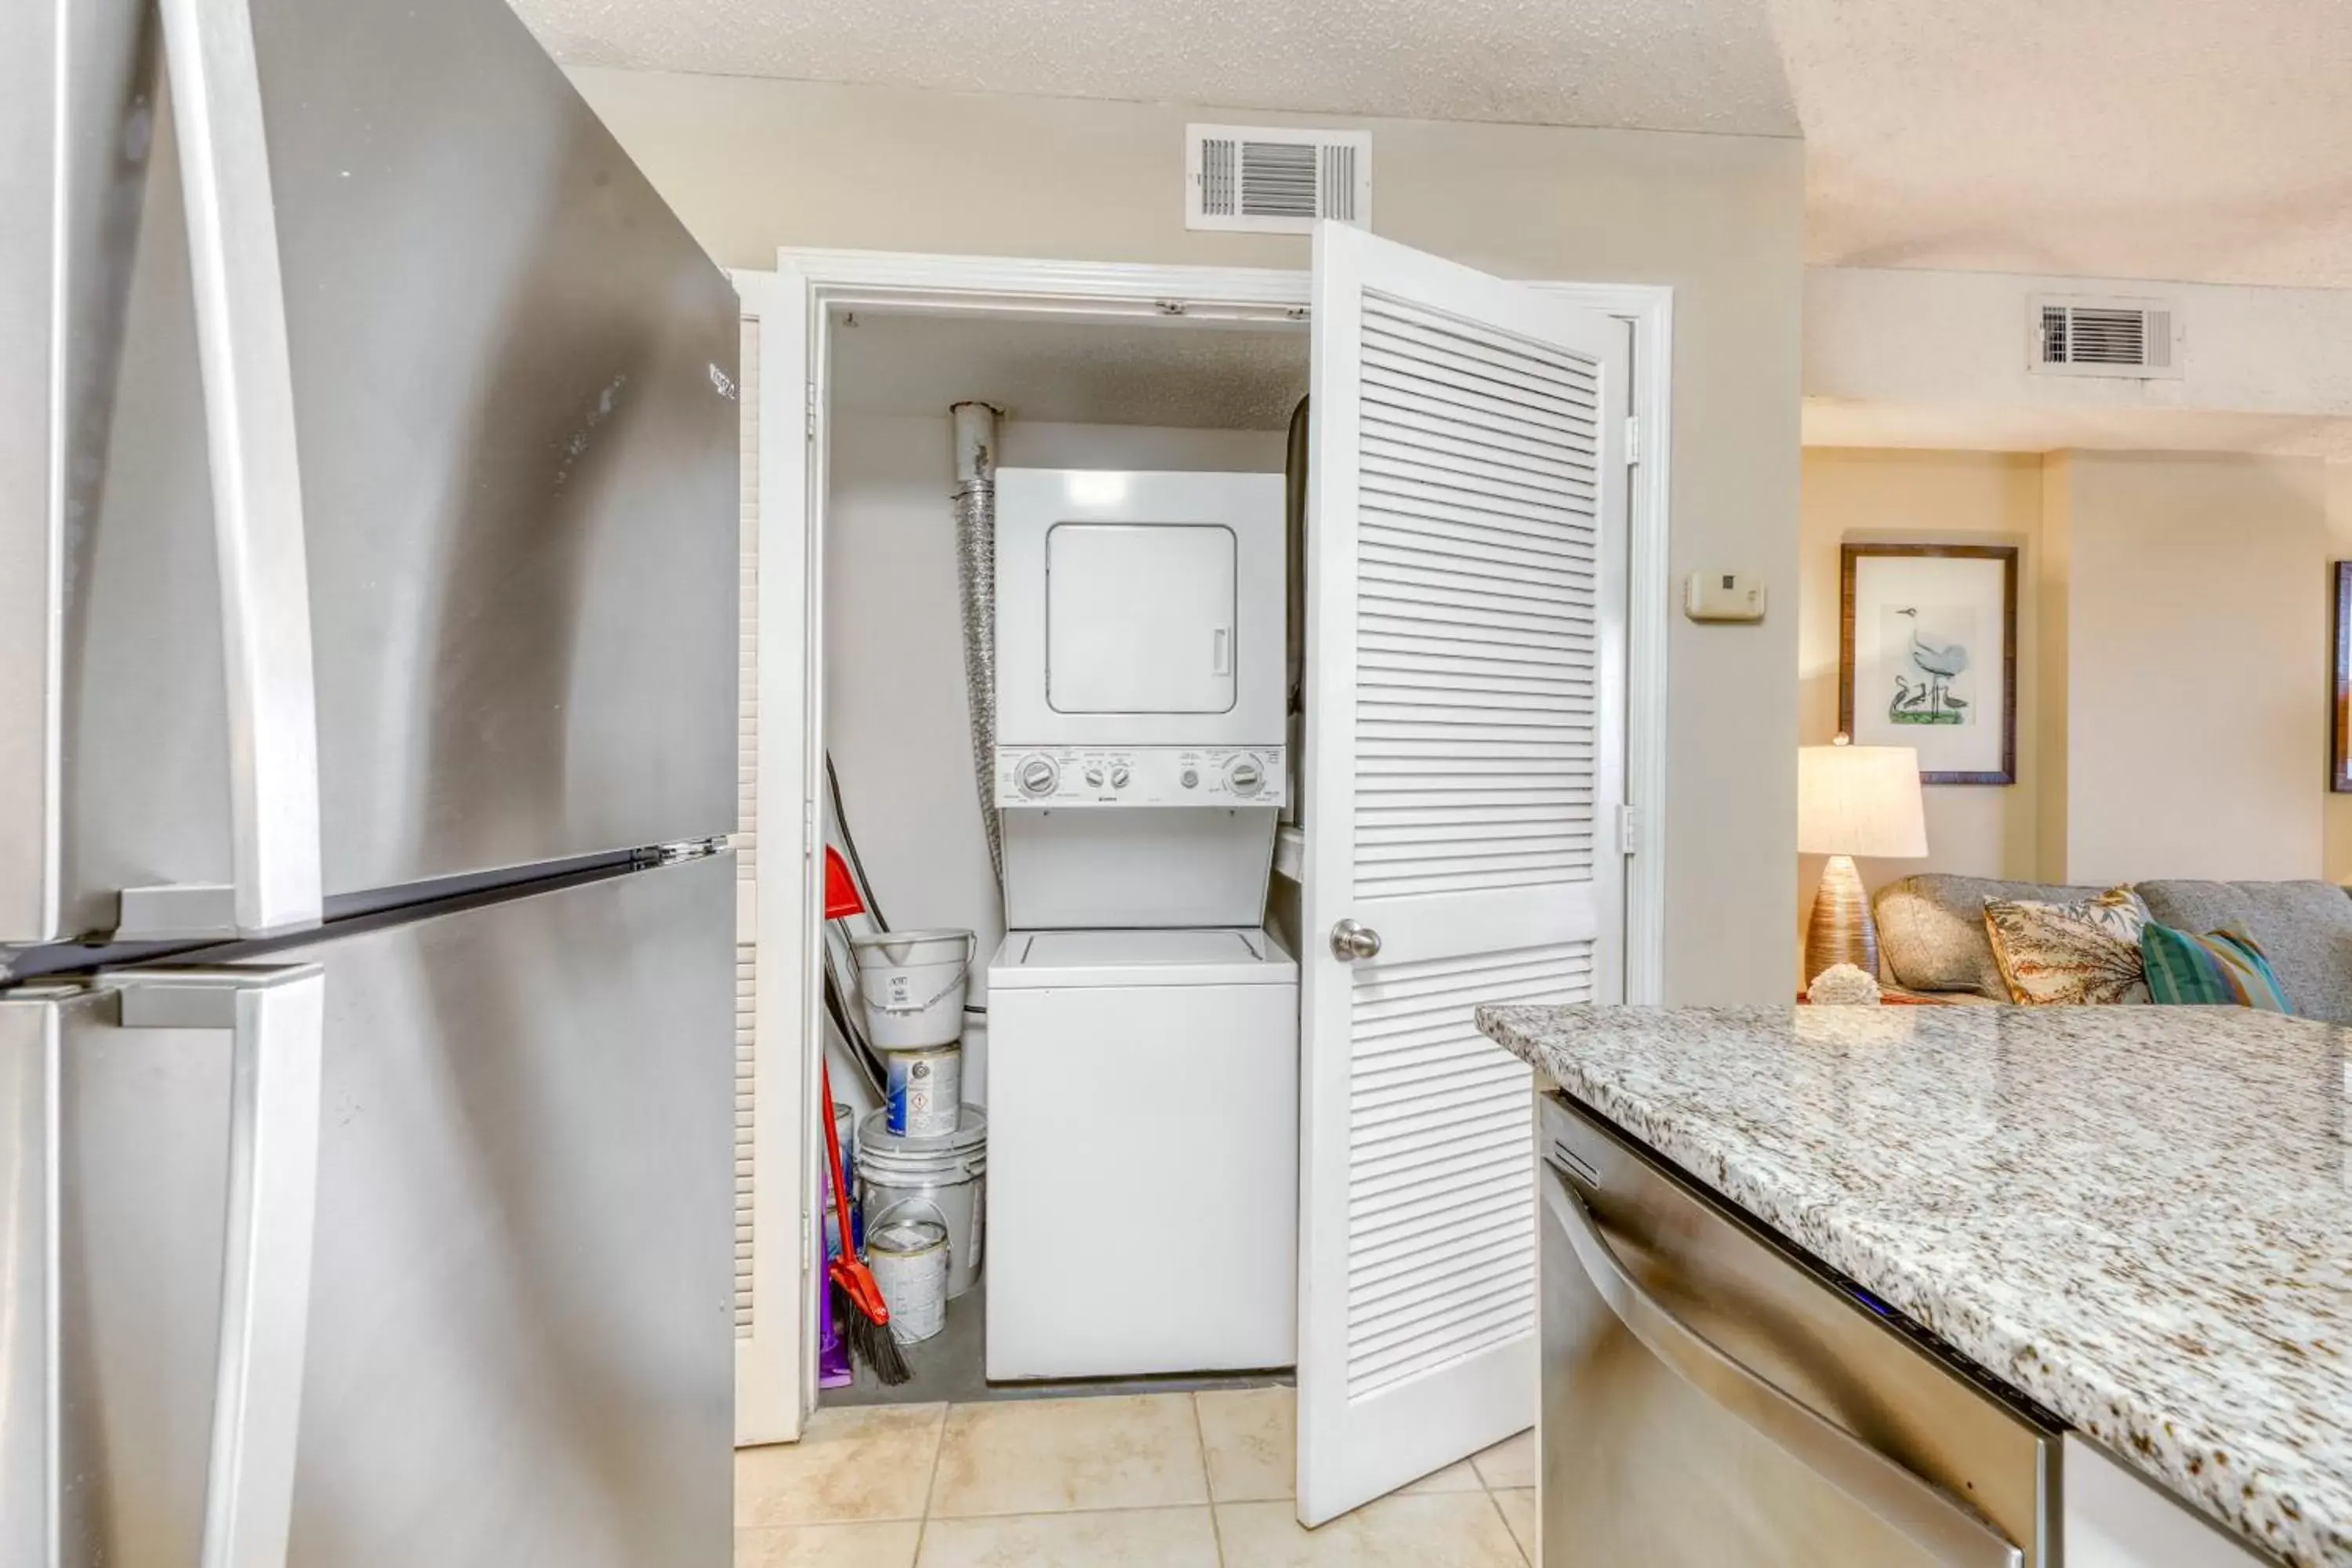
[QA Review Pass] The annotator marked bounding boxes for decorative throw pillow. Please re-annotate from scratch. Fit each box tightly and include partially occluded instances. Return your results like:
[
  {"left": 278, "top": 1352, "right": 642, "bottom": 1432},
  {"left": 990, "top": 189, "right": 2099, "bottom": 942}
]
[
  {"left": 1981, "top": 887, "right": 2152, "bottom": 1005},
  {"left": 2141, "top": 924, "right": 2296, "bottom": 1012}
]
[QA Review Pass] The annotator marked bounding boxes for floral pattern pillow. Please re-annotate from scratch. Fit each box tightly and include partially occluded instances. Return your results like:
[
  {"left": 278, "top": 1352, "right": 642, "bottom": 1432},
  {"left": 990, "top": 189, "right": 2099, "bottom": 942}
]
[{"left": 1982, "top": 887, "right": 2152, "bottom": 1005}]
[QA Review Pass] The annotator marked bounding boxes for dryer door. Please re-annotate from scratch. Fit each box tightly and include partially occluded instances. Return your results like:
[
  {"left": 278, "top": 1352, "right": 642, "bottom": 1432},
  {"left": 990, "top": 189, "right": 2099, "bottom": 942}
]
[
  {"left": 1047, "top": 522, "right": 1236, "bottom": 715},
  {"left": 994, "top": 469, "right": 1286, "bottom": 749}
]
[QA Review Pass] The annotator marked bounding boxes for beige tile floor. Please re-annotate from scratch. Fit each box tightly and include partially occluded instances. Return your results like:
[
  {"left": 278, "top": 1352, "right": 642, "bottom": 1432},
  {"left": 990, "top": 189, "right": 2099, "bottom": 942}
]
[{"left": 736, "top": 1388, "right": 1537, "bottom": 1567}]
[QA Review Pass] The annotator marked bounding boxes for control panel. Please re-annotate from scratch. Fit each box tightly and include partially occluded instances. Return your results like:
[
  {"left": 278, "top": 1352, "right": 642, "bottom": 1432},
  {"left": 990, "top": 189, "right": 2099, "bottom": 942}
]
[{"left": 994, "top": 745, "right": 1286, "bottom": 808}]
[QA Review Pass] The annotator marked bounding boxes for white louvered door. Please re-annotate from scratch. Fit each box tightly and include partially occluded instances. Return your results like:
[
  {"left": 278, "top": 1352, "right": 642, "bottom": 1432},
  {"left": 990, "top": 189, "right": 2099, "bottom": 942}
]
[
  {"left": 732, "top": 278, "right": 814, "bottom": 1447},
  {"left": 1296, "top": 223, "right": 1629, "bottom": 1525}
]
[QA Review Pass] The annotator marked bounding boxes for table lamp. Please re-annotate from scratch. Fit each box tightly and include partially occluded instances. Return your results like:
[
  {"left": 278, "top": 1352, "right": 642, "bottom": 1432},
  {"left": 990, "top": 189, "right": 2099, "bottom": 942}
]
[{"left": 1798, "top": 736, "right": 1927, "bottom": 985}]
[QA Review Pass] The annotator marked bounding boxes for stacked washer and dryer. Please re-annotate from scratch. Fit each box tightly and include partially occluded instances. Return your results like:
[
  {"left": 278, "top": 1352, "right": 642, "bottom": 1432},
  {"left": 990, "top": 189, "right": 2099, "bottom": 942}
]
[{"left": 984, "top": 469, "right": 1301, "bottom": 1381}]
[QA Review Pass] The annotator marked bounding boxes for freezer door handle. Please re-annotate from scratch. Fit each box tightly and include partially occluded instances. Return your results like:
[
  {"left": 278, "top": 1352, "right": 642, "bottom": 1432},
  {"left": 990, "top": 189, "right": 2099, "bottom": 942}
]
[
  {"left": 116, "top": 965, "right": 327, "bottom": 1568},
  {"left": 120, "top": 0, "right": 323, "bottom": 942},
  {"left": 1543, "top": 1167, "right": 2024, "bottom": 1568}
]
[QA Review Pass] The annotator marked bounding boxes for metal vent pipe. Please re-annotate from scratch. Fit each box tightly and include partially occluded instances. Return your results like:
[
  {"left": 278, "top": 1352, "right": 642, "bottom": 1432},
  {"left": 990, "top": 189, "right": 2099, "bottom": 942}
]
[{"left": 951, "top": 401, "right": 1005, "bottom": 887}]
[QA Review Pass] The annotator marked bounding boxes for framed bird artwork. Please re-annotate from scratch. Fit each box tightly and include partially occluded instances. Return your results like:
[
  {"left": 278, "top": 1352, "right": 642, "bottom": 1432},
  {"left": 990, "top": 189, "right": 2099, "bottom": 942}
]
[{"left": 1838, "top": 543, "right": 2019, "bottom": 786}]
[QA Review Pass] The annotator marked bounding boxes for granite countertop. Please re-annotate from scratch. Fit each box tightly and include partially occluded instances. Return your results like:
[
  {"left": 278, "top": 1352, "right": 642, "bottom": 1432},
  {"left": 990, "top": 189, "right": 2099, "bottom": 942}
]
[{"left": 1475, "top": 1004, "right": 2351, "bottom": 1568}]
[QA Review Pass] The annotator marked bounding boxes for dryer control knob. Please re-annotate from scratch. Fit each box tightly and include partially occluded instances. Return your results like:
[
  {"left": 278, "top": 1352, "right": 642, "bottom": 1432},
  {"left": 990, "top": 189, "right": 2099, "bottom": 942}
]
[
  {"left": 1018, "top": 755, "right": 1060, "bottom": 797},
  {"left": 1181, "top": 768, "right": 1200, "bottom": 789},
  {"left": 1085, "top": 766, "right": 1105, "bottom": 787},
  {"left": 1110, "top": 765, "right": 1131, "bottom": 789},
  {"left": 1227, "top": 757, "right": 1265, "bottom": 796}
]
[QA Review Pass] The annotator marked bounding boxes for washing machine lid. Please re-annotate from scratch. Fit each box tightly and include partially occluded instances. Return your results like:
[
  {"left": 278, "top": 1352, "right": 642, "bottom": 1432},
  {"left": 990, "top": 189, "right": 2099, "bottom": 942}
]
[{"left": 989, "top": 927, "right": 1298, "bottom": 989}]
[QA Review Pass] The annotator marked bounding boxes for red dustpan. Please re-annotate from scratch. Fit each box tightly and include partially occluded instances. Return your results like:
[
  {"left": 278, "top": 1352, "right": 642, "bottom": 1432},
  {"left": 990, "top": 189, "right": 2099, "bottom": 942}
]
[{"left": 823, "top": 845, "right": 865, "bottom": 920}]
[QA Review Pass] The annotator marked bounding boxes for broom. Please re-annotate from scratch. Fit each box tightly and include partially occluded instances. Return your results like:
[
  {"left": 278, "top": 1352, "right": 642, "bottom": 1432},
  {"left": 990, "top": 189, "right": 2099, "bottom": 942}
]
[{"left": 822, "top": 1058, "right": 910, "bottom": 1385}]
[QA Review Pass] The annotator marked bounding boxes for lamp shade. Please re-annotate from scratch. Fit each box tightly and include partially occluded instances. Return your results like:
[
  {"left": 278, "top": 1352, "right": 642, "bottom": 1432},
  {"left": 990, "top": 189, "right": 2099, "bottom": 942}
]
[{"left": 1797, "top": 743, "right": 1928, "bottom": 858}]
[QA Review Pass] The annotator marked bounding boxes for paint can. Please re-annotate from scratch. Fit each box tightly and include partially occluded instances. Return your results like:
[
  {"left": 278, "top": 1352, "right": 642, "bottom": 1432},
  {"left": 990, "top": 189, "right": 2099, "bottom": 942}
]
[
  {"left": 884, "top": 1045, "right": 961, "bottom": 1139},
  {"left": 866, "top": 1200, "right": 949, "bottom": 1345},
  {"left": 850, "top": 929, "right": 975, "bottom": 1049},
  {"left": 858, "top": 1105, "right": 988, "bottom": 1298}
]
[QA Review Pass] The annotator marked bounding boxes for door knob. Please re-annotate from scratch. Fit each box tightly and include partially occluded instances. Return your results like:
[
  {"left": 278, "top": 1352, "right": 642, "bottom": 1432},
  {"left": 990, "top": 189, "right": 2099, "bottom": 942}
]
[{"left": 1330, "top": 920, "right": 1382, "bottom": 961}]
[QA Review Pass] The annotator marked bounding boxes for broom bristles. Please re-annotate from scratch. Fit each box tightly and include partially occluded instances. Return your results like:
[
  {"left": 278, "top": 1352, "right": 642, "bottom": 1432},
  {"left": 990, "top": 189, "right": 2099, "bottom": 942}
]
[{"left": 833, "top": 1279, "right": 913, "bottom": 1385}]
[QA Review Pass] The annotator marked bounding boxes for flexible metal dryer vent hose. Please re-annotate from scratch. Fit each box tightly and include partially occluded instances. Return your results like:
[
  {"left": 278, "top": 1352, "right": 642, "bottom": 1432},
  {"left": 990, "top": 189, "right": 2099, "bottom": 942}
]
[{"left": 950, "top": 401, "right": 1004, "bottom": 887}]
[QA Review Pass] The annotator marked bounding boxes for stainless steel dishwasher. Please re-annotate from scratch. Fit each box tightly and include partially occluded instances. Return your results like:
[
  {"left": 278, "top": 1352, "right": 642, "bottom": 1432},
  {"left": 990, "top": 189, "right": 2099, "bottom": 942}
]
[{"left": 1539, "top": 1092, "right": 2060, "bottom": 1566}]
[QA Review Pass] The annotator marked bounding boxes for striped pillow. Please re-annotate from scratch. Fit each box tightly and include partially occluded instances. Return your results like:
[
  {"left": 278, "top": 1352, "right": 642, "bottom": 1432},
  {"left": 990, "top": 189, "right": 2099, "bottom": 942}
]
[{"left": 2140, "top": 924, "right": 2295, "bottom": 1012}]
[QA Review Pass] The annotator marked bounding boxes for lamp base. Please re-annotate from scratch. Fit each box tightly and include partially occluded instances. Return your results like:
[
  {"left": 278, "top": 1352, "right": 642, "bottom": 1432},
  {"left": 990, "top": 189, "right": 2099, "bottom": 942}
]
[{"left": 1805, "top": 854, "right": 1881, "bottom": 987}]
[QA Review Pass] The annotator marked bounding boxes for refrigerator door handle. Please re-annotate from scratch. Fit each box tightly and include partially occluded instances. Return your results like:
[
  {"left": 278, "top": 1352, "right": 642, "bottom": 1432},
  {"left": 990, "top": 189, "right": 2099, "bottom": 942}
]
[
  {"left": 1544, "top": 1167, "right": 2024, "bottom": 1568},
  {"left": 115, "top": 965, "right": 327, "bottom": 1568},
  {"left": 120, "top": 0, "right": 323, "bottom": 942}
]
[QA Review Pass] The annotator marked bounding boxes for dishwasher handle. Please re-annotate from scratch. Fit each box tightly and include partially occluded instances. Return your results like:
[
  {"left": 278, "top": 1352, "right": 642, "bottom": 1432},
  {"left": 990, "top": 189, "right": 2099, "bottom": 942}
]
[{"left": 1544, "top": 1167, "right": 2024, "bottom": 1568}]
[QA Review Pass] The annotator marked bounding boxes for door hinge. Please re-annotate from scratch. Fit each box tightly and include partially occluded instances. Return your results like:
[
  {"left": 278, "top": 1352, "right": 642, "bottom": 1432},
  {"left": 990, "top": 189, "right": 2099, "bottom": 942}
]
[
  {"left": 804, "top": 380, "right": 817, "bottom": 440},
  {"left": 1616, "top": 804, "right": 1642, "bottom": 857},
  {"left": 804, "top": 800, "right": 818, "bottom": 860},
  {"left": 1624, "top": 416, "right": 1642, "bottom": 466}
]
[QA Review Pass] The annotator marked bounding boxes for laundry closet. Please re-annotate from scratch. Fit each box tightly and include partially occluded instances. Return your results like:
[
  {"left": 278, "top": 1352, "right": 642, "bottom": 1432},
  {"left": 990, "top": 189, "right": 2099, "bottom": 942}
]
[
  {"left": 816, "top": 310, "right": 1313, "bottom": 1400},
  {"left": 753, "top": 228, "right": 1651, "bottom": 1523}
]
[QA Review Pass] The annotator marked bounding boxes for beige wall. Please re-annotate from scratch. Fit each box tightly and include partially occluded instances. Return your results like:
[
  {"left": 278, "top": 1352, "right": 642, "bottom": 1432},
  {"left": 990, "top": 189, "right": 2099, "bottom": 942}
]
[
  {"left": 2045, "top": 452, "right": 2329, "bottom": 885},
  {"left": 2328, "top": 463, "right": 2352, "bottom": 881},
  {"left": 1797, "top": 452, "right": 2042, "bottom": 958},
  {"left": 2035, "top": 459, "right": 2074, "bottom": 882},
  {"left": 1801, "top": 447, "right": 2346, "bottom": 975},
  {"left": 573, "top": 67, "right": 1809, "bottom": 1004}
]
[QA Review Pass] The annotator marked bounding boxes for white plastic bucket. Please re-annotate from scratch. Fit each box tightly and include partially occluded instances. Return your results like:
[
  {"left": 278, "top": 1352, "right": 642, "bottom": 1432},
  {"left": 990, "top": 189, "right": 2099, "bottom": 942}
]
[
  {"left": 866, "top": 1200, "right": 949, "bottom": 1345},
  {"left": 858, "top": 1105, "right": 988, "bottom": 1299},
  {"left": 833, "top": 1101, "right": 856, "bottom": 1190},
  {"left": 957, "top": 1007, "right": 988, "bottom": 1107},
  {"left": 851, "top": 929, "right": 975, "bottom": 1049},
  {"left": 884, "top": 1045, "right": 961, "bottom": 1139}
]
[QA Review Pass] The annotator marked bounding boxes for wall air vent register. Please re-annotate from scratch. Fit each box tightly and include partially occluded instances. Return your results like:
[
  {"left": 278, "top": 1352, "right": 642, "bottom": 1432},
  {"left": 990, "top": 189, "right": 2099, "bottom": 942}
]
[
  {"left": 2030, "top": 294, "right": 2183, "bottom": 379},
  {"left": 1187, "top": 124, "right": 1372, "bottom": 234}
]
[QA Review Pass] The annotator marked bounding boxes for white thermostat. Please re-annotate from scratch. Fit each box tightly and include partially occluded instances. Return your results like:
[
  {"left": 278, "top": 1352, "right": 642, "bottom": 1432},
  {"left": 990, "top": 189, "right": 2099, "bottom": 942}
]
[{"left": 1685, "top": 571, "right": 1766, "bottom": 623}]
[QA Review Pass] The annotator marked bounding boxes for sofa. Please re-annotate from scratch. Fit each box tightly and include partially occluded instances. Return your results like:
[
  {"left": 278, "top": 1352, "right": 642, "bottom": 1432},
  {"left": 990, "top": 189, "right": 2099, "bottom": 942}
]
[{"left": 1873, "top": 874, "right": 2352, "bottom": 1023}]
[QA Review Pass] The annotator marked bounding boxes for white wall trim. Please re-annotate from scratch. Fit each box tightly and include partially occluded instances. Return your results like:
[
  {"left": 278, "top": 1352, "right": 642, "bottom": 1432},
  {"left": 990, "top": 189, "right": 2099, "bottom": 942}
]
[
  {"left": 1532, "top": 279, "right": 1675, "bottom": 1007},
  {"left": 750, "top": 244, "right": 1672, "bottom": 1435},
  {"left": 776, "top": 245, "right": 1311, "bottom": 318}
]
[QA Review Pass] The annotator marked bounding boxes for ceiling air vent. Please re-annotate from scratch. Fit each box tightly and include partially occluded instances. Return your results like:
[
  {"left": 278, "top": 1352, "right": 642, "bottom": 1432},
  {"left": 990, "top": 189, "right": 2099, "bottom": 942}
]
[
  {"left": 1186, "top": 125, "right": 1371, "bottom": 235},
  {"left": 2029, "top": 295, "right": 2183, "bottom": 379}
]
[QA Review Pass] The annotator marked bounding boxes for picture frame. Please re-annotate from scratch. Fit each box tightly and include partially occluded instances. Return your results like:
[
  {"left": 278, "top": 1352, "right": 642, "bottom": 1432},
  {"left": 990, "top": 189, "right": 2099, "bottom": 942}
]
[
  {"left": 2332, "top": 562, "right": 2352, "bottom": 793},
  {"left": 1839, "top": 543, "right": 2019, "bottom": 786}
]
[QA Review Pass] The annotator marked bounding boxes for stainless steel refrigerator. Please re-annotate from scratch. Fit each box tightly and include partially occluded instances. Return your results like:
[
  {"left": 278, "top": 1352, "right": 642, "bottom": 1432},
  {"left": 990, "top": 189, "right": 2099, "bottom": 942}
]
[{"left": 3, "top": 0, "right": 740, "bottom": 1563}]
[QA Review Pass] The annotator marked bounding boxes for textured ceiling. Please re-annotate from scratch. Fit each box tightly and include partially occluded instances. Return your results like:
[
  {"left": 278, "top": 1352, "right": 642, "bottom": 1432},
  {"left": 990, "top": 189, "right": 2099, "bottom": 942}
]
[
  {"left": 515, "top": 0, "right": 2352, "bottom": 289},
  {"left": 830, "top": 314, "right": 1308, "bottom": 430},
  {"left": 1775, "top": 0, "right": 2352, "bottom": 288},
  {"left": 509, "top": 0, "right": 1801, "bottom": 136}
]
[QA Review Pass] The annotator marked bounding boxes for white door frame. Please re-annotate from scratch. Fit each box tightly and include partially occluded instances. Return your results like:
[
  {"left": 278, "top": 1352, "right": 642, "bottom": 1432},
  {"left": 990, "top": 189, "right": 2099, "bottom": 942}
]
[{"left": 734, "top": 245, "right": 1672, "bottom": 1433}]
